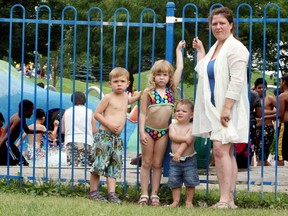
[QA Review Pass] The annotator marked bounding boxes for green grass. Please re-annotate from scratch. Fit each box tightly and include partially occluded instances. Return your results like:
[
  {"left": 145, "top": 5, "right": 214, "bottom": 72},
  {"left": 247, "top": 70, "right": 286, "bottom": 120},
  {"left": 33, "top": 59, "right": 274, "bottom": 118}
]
[
  {"left": 0, "top": 192, "right": 287, "bottom": 216},
  {"left": 0, "top": 178, "right": 288, "bottom": 214},
  {"left": 36, "top": 70, "right": 275, "bottom": 100}
]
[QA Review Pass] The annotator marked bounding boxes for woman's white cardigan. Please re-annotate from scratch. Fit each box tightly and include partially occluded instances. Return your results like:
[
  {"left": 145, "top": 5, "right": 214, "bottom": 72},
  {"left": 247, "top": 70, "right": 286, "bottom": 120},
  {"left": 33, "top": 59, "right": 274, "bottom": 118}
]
[{"left": 192, "top": 34, "right": 250, "bottom": 144}]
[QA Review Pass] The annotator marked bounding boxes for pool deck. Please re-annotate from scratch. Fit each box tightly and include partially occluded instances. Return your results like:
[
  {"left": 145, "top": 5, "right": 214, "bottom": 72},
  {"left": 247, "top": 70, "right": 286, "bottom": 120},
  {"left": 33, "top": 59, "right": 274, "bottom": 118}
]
[{"left": 1, "top": 161, "right": 287, "bottom": 193}]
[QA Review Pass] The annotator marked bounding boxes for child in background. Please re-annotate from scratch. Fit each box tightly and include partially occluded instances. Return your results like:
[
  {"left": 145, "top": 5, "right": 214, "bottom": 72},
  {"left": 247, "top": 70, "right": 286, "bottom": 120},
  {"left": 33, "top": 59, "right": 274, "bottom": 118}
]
[
  {"left": 48, "top": 119, "right": 60, "bottom": 147},
  {"left": 276, "top": 75, "right": 288, "bottom": 166},
  {"left": 0, "top": 100, "right": 46, "bottom": 165},
  {"left": 265, "top": 75, "right": 288, "bottom": 166},
  {"left": 62, "top": 91, "right": 98, "bottom": 167},
  {"left": 16, "top": 109, "right": 47, "bottom": 161},
  {"left": 0, "top": 112, "right": 5, "bottom": 137},
  {"left": 254, "top": 78, "right": 276, "bottom": 166},
  {"left": 168, "top": 99, "right": 199, "bottom": 208},
  {"left": 126, "top": 72, "right": 135, "bottom": 113},
  {"left": 89, "top": 67, "right": 141, "bottom": 203},
  {"left": 138, "top": 40, "right": 185, "bottom": 206}
]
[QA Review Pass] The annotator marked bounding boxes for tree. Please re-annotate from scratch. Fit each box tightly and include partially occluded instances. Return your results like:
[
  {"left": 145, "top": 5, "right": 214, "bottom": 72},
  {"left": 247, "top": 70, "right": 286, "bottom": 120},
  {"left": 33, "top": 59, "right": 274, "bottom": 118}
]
[{"left": 1, "top": 0, "right": 287, "bottom": 86}]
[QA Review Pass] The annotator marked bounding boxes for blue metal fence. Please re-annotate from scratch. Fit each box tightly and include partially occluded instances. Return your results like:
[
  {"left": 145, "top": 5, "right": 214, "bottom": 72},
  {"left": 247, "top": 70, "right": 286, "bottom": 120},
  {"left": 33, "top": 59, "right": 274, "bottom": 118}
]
[{"left": 0, "top": 2, "right": 287, "bottom": 199}]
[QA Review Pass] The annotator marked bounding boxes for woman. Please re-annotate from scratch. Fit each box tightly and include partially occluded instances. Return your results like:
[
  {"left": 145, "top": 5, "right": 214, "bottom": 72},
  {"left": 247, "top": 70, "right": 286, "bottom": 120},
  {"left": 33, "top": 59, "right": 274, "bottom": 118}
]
[{"left": 192, "top": 7, "right": 249, "bottom": 209}]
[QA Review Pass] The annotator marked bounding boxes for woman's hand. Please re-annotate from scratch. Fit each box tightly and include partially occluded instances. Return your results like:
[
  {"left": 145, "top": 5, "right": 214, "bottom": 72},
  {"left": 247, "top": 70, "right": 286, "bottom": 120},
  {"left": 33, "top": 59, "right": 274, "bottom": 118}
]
[
  {"left": 192, "top": 37, "right": 206, "bottom": 62},
  {"left": 192, "top": 37, "right": 204, "bottom": 51},
  {"left": 220, "top": 107, "right": 231, "bottom": 127}
]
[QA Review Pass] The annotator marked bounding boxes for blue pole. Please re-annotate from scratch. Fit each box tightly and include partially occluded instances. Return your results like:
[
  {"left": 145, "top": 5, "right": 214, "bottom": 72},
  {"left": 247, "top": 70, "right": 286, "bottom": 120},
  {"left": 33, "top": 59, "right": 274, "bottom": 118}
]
[
  {"left": 163, "top": 2, "right": 175, "bottom": 177},
  {"left": 165, "top": 2, "right": 175, "bottom": 63}
]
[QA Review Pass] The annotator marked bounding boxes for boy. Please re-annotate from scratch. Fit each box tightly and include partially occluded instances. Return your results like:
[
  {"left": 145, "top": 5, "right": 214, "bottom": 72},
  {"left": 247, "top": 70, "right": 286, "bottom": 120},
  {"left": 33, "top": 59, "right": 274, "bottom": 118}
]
[
  {"left": 89, "top": 67, "right": 141, "bottom": 203},
  {"left": 0, "top": 100, "right": 46, "bottom": 165},
  {"left": 16, "top": 109, "right": 47, "bottom": 161},
  {"left": 254, "top": 78, "right": 276, "bottom": 166},
  {"left": 267, "top": 75, "right": 288, "bottom": 166},
  {"left": 62, "top": 91, "right": 98, "bottom": 167},
  {"left": 168, "top": 99, "right": 199, "bottom": 208}
]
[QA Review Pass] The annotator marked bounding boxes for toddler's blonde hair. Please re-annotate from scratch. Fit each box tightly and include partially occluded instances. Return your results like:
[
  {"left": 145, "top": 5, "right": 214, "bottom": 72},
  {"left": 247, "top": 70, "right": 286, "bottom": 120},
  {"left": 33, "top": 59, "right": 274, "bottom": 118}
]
[{"left": 148, "top": 60, "right": 177, "bottom": 95}]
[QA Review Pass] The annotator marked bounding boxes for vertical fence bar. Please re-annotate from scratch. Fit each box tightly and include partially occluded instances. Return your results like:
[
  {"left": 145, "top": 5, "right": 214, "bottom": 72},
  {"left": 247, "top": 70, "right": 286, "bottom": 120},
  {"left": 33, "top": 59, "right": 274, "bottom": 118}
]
[
  {"left": 41, "top": 5, "right": 52, "bottom": 183},
  {"left": 136, "top": 8, "right": 157, "bottom": 189},
  {"left": 0, "top": 2, "right": 287, "bottom": 200},
  {"left": 86, "top": 6, "right": 104, "bottom": 187},
  {"left": 263, "top": 3, "right": 281, "bottom": 200},
  {"left": 236, "top": 3, "right": 253, "bottom": 197},
  {"left": 163, "top": 1, "right": 175, "bottom": 177},
  {"left": 7, "top": 4, "right": 26, "bottom": 185}
]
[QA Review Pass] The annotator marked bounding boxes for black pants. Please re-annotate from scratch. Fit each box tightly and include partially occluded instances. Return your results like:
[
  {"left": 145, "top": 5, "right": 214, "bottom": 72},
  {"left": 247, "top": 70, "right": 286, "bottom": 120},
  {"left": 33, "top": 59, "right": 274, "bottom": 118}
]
[
  {"left": 236, "top": 153, "right": 252, "bottom": 169},
  {"left": 0, "top": 142, "right": 28, "bottom": 166}
]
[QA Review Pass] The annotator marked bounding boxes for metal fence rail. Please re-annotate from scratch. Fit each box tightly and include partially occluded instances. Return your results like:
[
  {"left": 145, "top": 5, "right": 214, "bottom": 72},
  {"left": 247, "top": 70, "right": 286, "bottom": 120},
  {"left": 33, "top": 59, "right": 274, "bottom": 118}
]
[{"left": 0, "top": 2, "right": 287, "bottom": 199}]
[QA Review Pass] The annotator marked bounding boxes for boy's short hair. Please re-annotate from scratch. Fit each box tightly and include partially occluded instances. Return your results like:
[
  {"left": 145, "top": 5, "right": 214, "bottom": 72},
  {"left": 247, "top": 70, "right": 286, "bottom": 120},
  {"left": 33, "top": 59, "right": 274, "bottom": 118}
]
[
  {"left": 71, "top": 91, "right": 86, "bottom": 105},
  {"left": 175, "top": 99, "right": 194, "bottom": 122},
  {"left": 18, "top": 99, "right": 34, "bottom": 115},
  {"left": 281, "top": 74, "right": 288, "bottom": 86},
  {"left": 36, "top": 109, "right": 46, "bottom": 119},
  {"left": 109, "top": 67, "right": 129, "bottom": 81},
  {"left": 254, "top": 78, "right": 267, "bottom": 88},
  {"left": 176, "top": 99, "right": 194, "bottom": 112},
  {"left": 0, "top": 112, "right": 5, "bottom": 123}
]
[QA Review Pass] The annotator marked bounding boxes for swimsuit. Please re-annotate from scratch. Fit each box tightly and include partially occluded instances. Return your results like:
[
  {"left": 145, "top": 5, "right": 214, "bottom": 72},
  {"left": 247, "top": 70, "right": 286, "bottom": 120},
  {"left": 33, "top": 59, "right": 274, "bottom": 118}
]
[
  {"left": 278, "top": 122, "right": 288, "bottom": 161},
  {"left": 145, "top": 125, "right": 169, "bottom": 141},
  {"left": 66, "top": 142, "right": 93, "bottom": 167},
  {"left": 255, "top": 125, "right": 274, "bottom": 161},
  {"left": 148, "top": 87, "right": 174, "bottom": 108},
  {"left": 145, "top": 87, "right": 174, "bottom": 141},
  {"left": 207, "top": 59, "right": 216, "bottom": 106},
  {"left": 90, "top": 129, "right": 123, "bottom": 179}
]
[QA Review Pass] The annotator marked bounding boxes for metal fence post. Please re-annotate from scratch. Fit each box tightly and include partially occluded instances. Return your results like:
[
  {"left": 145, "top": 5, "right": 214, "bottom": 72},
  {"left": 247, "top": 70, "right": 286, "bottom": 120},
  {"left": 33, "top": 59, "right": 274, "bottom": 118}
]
[{"left": 163, "top": 2, "right": 175, "bottom": 177}]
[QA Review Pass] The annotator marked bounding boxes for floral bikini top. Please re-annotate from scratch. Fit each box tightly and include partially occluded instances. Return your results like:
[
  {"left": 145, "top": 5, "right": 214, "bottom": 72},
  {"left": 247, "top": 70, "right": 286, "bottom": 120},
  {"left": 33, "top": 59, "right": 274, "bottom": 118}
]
[{"left": 148, "top": 87, "right": 174, "bottom": 108}]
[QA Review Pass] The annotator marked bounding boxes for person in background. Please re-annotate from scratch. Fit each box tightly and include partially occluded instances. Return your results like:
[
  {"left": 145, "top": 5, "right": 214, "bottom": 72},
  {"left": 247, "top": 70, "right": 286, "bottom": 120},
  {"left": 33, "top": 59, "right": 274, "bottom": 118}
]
[
  {"left": 265, "top": 75, "right": 288, "bottom": 166},
  {"left": 62, "top": 91, "right": 98, "bottom": 167},
  {"left": 0, "top": 100, "right": 46, "bottom": 165},
  {"left": 16, "top": 109, "right": 47, "bottom": 161},
  {"left": 236, "top": 90, "right": 262, "bottom": 168},
  {"left": 192, "top": 7, "right": 249, "bottom": 208},
  {"left": 254, "top": 78, "right": 276, "bottom": 166},
  {"left": 0, "top": 112, "right": 5, "bottom": 137},
  {"left": 127, "top": 72, "right": 135, "bottom": 113}
]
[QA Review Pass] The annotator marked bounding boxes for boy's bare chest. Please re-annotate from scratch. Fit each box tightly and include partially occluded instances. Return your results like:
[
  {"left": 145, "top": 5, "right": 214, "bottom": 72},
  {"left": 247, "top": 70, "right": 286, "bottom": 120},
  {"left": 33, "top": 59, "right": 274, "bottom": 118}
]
[
  {"left": 261, "top": 96, "right": 274, "bottom": 110},
  {"left": 174, "top": 124, "right": 191, "bottom": 135},
  {"left": 109, "top": 97, "right": 128, "bottom": 110}
]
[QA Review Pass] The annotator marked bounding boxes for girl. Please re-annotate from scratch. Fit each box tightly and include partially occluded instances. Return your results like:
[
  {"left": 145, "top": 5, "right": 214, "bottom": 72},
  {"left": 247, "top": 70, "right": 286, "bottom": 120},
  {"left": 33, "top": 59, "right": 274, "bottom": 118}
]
[{"left": 139, "top": 40, "right": 186, "bottom": 206}]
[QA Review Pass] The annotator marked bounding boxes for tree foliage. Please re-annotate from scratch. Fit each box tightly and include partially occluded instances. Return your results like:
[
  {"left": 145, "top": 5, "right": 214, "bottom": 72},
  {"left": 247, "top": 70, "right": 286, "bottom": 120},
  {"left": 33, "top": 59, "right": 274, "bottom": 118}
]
[{"left": 0, "top": 0, "right": 287, "bottom": 85}]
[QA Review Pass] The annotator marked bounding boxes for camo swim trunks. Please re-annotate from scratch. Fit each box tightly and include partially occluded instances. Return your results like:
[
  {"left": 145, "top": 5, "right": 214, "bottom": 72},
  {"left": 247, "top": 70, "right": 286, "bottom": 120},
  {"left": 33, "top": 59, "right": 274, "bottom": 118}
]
[{"left": 89, "top": 129, "right": 123, "bottom": 179}]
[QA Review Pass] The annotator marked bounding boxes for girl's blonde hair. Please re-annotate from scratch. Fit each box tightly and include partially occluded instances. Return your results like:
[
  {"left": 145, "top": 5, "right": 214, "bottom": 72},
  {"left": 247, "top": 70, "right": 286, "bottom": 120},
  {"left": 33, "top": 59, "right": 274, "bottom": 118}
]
[{"left": 148, "top": 60, "right": 177, "bottom": 95}]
